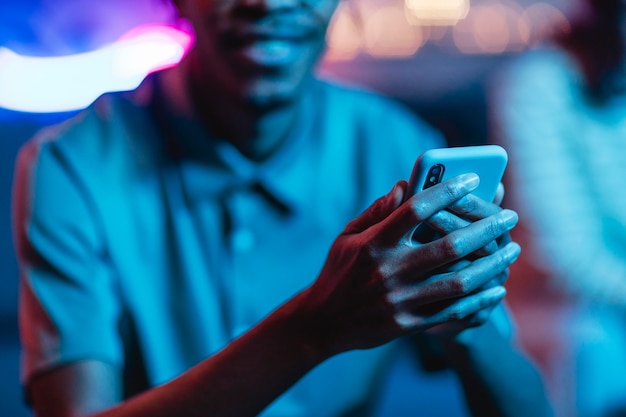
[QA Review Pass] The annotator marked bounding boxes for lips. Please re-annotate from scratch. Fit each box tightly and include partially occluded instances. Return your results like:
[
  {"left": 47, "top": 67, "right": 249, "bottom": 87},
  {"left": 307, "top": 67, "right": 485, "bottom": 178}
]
[
  {"left": 212, "top": 12, "right": 326, "bottom": 70},
  {"left": 217, "top": 10, "right": 325, "bottom": 46}
]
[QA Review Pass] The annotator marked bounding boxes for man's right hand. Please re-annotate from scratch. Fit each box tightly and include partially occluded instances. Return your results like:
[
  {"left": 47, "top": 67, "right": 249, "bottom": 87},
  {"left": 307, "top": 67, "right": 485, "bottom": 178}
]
[{"left": 297, "top": 173, "right": 520, "bottom": 358}]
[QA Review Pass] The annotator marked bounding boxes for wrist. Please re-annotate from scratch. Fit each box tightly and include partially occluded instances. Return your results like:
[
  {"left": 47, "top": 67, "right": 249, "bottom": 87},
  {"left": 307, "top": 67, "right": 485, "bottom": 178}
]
[{"left": 277, "top": 290, "right": 336, "bottom": 365}]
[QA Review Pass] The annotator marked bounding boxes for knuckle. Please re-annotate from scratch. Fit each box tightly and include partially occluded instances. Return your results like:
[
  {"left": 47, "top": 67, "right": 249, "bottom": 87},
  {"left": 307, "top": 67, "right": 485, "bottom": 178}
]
[
  {"left": 453, "top": 195, "right": 476, "bottom": 213},
  {"left": 443, "top": 180, "right": 461, "bottom": 200},
  {"left": 429, "top": 210, "right": 445, "bottom": 224},
  {"left": 486, "top": 219, "right": 503, "bottom": 239},
  {"left": 429, "top": 210, "right": 455, "bottom": 232},
  {"left": 356, "top": 240, "right": 380, "bottom": 268},
  {"left": 370, "top": 264, "right": 385, "bottom": 283},
  {"left": 496, "top": 247, "right": 513, "bottom": 267},
  {"left": 448, "top": 308, "right": 464, "bottom": 321},
  {"left": 395, "top": 311, "right": 421, "bottom": 330},
  {"left": 448, "top": 271, "right": 471, "bottom": 296},
  {"left": 409, "top": 199, "right": 429, "bottom": 222},
  {"left": 381, "top": 291, "right": 398, "bottom": 315},
  {"left": 362, "top": 239, "right": 380, "bottom": 259},
  {"left": 475, "top": 222, "right": 500, "bottom": 245},
  {"left": 385, "top": 290, "right": 399, "bottom": 305},
  {"left": 465, "top": 195, "right": 478, "bottom": 212},
  {"left": 440, "top": 234, "right": 464, "bottom": 258},
  {"left": 367, "top": 197, "right": 385, "bottom": 219},
  {"left": 359, "top": 243, "right": 397, "bottom": 284}
]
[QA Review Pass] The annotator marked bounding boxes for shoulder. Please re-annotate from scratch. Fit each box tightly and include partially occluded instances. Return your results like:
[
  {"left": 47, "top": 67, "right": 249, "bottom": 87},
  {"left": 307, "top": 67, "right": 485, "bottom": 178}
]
[
  {"left": 17, "top": 87, "right": 159, "bottom": 185},
  {"left": 506, "top": 45, "right": 572, "bottom": 72},
  {"left": 495, "top": 45, "right": 581, "bottom": 98}
]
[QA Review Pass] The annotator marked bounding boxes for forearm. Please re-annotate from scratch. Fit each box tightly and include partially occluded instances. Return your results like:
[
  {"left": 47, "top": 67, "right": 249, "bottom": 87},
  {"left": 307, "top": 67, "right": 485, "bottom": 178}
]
[
  {"left": 95, "top": 292, "right": 324, "bottom": 417},
  {"left": 443, "top": 321, "right": 553, "bottom": 417}
]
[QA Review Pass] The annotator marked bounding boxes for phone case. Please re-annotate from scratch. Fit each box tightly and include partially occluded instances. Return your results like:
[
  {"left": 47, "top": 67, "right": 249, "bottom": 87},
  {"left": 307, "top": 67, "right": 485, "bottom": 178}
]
[{"left": 406, "top": 145, "right": 508, "bottom": 202}]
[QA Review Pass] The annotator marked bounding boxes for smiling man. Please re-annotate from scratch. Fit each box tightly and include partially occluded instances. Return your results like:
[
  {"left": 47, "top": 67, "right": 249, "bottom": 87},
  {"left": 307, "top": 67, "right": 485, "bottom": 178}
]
[{"left": 12, "top": 0, "right": 552, "bottom": 416}]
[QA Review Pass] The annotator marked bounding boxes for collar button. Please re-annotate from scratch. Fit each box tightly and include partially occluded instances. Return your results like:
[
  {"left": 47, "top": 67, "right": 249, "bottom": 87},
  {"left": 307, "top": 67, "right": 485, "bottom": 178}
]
[{"left": 230, "top": 228, "right": 256, "bottom": 252}]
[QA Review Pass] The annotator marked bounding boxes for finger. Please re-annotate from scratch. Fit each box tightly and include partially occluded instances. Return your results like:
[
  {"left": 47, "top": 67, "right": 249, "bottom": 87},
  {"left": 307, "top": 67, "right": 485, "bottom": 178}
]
[
  {"left": 395, "top": 286, "right": 506, "bottom": 331},
  {"left": 389, "top": 242, "right": 520, "bottom": 306},
  {"left": 424, "top": 210, "right": 499, "bottom": 256},
  {"left": 456, "top": 302, "right": 498, "bottom": 329},
  {"left": 426, "top": 304, "right": 497, "bottom": 337},
  {"left": 476, "top": 269, "right": 509, "bottom": 290},
  {"left": 411, "top": 209, "right": 518, "bottom": 272},
  {"left": 497, "top": 230, "right": 512, "bottom": 247},
  {"left": 442, "top": 259, "right": 472, "bottom": 272},
  {"left": 426, "top": 255, "right": 510, "bottom": 286},
  {"left": 344, "top": 181, "right": 406, "bottom": 234},
  {"left": 461, "top": 304, "right": 497, "bottom": 329},
  {"left": 447, "top": 193, "right": 501, "bottom": 222},
  {"left": 425, "top": 285, "right": 506, "bottom": 327},
  {"left": 493, "top": 182, "right": 505, "bottom": 206},
  {"left": 375, "top": 173, "right": 480, "bottom": 246}
]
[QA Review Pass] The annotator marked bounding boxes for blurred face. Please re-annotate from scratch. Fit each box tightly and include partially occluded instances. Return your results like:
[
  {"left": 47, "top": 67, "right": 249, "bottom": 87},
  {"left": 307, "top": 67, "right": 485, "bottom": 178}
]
[{"left": 174, "top": 0, "right": 339, "bottom": 109}]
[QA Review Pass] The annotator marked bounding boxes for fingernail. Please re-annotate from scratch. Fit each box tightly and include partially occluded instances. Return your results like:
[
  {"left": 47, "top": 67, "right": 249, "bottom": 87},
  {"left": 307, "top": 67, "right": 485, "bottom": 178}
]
[
  {"left": 460, "top": 173, "right": 480, "bottom": 190},
  {"left": 504, "top": 242, "right": 521, "bottom": 262},
  {"left": 488, "top": 286, "right": 507, "bottom": 299},
  {"left": 391, "top": 182, "right": 405, "bottom": 206},
  {"left": 500, "top": 209, "right": 519, "bottom": 229}
]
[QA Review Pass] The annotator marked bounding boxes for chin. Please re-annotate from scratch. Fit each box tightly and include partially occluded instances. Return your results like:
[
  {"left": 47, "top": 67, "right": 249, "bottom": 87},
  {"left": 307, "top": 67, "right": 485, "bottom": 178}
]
[{"left": 242, "top": 76, "right": 307, "bottom": 110}]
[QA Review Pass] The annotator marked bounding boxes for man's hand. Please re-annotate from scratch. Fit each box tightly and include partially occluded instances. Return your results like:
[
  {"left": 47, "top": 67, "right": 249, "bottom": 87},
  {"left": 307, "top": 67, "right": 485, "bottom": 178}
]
[
  {"left": 421, "top": 181, "right": 516, "bottom": 338},
  {"left": 297, "top": 173, "right": 520, "bottom": 358}
]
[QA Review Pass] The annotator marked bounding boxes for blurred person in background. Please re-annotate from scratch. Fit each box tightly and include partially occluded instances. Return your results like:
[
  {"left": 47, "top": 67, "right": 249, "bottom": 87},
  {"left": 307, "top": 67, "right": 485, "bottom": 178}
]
[
  {"left": 12, "top": 0, "right": 551, "bottom": 416},
  {"left": 491, "top": 0, "right": 626, "bottom": 415}
]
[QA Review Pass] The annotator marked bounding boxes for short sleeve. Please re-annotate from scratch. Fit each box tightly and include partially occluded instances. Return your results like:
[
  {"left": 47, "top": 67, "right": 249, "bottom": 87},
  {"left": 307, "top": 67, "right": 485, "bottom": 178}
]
[{"left": 13, "top": 134, "right": 123, "bottom": 389}]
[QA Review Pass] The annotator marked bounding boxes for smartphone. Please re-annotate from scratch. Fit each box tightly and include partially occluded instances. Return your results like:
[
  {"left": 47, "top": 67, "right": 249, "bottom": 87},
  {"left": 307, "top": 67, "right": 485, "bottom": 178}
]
[{"left": 406, "top": 144, "right": 508, "bottom": 202}]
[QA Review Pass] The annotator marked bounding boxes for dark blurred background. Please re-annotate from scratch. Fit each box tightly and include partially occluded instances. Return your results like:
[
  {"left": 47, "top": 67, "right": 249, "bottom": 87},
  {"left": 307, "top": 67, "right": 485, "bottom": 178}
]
[{"left": 0, "top": 0, "right": 575, "bottom": 415}]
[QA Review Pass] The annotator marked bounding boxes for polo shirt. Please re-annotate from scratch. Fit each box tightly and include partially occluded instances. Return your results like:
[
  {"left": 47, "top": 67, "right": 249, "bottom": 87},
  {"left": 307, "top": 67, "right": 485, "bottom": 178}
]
[{"left": 14, "top": 69, "right": 446, "bottom": 416}]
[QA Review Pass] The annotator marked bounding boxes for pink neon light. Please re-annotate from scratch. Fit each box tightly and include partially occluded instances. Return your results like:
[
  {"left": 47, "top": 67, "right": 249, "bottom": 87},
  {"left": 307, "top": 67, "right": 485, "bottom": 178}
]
[
  {"left": 0, "top": 23, "right": 194, "bottom": 113},
  {"left": 118, "top": 23, "right": 194, "bottom": 73}
]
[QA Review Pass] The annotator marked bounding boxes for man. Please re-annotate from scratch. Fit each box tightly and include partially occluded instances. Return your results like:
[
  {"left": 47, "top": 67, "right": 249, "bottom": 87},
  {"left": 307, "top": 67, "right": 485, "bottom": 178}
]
[{"left": 12, "top": 0, "right": 552, "bottom": 415}]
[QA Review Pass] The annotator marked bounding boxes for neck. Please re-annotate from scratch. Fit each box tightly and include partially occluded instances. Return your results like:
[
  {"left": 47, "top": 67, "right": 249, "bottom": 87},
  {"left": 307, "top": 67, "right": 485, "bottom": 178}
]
[{"left": 184, "top": 51, "right": 302, "bottom": 161}]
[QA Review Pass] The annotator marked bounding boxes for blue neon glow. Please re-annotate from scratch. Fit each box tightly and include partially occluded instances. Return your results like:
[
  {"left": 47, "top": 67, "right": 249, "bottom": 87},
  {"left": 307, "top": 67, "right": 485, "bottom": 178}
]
[{"left": 0, "top": 24, "right": 192, "bottom": 113}]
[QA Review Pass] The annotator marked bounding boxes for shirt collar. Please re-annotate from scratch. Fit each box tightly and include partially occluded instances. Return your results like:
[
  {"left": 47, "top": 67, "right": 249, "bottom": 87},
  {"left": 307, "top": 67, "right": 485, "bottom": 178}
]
[{"left": 151, "top": 68, "right": 320, "bottom": 213}]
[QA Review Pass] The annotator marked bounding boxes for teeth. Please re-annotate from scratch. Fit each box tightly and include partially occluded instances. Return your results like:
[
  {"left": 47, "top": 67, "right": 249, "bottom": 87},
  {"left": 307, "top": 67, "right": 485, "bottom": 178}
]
[
  {"left": 245, "top": 40, "right": 295, "bottom": 64},
  {"left": 250, "top": 40, "right": 290, "bottom": 59}
]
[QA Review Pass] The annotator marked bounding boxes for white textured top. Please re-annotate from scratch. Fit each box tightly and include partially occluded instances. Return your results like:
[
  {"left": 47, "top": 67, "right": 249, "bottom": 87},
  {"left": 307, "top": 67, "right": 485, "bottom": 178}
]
[{"left": 492, "top": 45, "right": 626, "bottom": 307}]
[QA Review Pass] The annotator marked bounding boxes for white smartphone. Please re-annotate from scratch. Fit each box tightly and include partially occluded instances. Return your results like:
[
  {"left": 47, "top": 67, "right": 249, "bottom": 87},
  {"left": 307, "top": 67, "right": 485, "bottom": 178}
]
[{"left": 406, "top": 144, "right": 508, "bottom": 202}]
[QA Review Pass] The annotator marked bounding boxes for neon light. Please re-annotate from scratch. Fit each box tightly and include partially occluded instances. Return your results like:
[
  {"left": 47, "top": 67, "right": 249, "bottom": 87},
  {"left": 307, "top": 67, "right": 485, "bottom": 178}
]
[{"left": 0, "top": 24, "right": 193, "bottom": 113}]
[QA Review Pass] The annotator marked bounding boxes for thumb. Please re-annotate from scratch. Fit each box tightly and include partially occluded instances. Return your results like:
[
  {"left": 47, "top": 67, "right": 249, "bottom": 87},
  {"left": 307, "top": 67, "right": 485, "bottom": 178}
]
[{"left": 344, "top": 181, "right": 407, "bottom": 234}]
